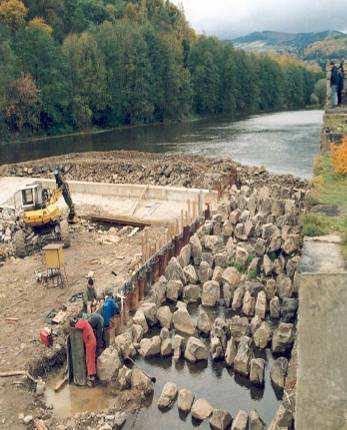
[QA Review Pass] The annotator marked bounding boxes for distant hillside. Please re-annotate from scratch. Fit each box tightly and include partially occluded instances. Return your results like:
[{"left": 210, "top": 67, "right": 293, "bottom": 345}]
[{"left": 232, "top": 30, "right": 347, "bottom": 66}]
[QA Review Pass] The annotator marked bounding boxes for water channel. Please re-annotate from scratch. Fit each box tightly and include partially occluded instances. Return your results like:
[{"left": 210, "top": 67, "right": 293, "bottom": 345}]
[{"left": 1, "top": 110, "right": 323, "bottom": 179}]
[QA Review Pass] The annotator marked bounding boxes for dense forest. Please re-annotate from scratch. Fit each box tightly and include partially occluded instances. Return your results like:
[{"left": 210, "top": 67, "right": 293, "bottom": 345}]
[{"left": 0, "top": 0, "right": 322, "bottom": 139}]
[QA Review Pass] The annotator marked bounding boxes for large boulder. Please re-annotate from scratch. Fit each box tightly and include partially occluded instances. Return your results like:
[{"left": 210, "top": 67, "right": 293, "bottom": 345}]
[
  {"left": 231, "top": 410, "right": 248, "bottom": 430},
  {"left": 255, "top": 291, "right": 267, "bottom": 320},
  {"left": 161, "top": 337, "right": 173, "bottom": 357},
  {"left": 232, "top": 286, "right": 245, "bottom": 311},
  {"left": 131, "top": 368, "right": 154, "bottom": 395},
  {"left": 229, "top": 316, "right": 249, "bottom": 341},
  {"left": 250, "top": 358, "right": 265, "bottom": 386},
  {"left": 177, "top": 388, "right": 194, "bottom": 413},
  {"left": 270, "top": 296, "right": 281, "bottom": 319},
  {"left": 262, "top": 255, "right": 273, "bottom": 276},
  {"left": 198, "top": 261, "right": 213, "bottom": 284},
  {"left": 117, "top": 365, "right": 132, "bottom": 390},
  {"left": 222, "top": 283, "right": 233, "bottom": 307},
  {"left": 249, "top": 410, "right": 266, "bottom": 430},
  {"left": 272, "top": 323, "right": 294, "bottom": 353},
  {"left": 173, "top": 308, "right": 196, "bottom": 335},
  {"left": 264, "top": 279, "right": 277, "bottom": 300},
  {"left": 139, "top": 336, "right": 161, "bottom": 358},
  {"left": 173, "top": 334, "right": 184, "bottom": 360},
  {"left": 157, "top": 382, "right": 178, "bottom": 410},
  {"left": 114, "top": 333, "right": 136, "bottom": 358},
  {"left": 139, "top": 302, "right": 157, "bottom": 326},
  {"left": 184, "top": 336, "right": 209, "bottom": 363},
  {"left": 250, "top": 315, "right": 262, "bottom": 335},
  {"left": 202, "top": 281, "right": 220, "bottom": 307},
  {"left": 204, "top": 235, "right": 223, "bottom": 252},
  {"left": 97, "top": 347, "right": 122, "bottom": 383},
  {"left": 270, "top": 357, "right": 289, "bottom": 389},
  {"left": 183, "top": 284, "right": 201, "bottom": 303},
  {"left": 152, "top": 276, "right": 167, "bottom": 305},
  {"left": 234, "top": 336, "right": 252, "bottom": 376},
  {"left": 184, "top": 265, "right": 199, "bottom": 284},
  {"left": 178, "top": 244, "right": 191, "bottom": 268},
  {"left": 133, "top": 310, "right": 149, "bottom": 334},
  {"left": 225, "top": 336, "right": 237, "bottom": 366},
  {"left": 190, "top": 234, "right": 203, "bottom": 265},
  {"left": 210, "top": 409, "right": 232, "bottom": 430},
  {"left": 157, "top": 306, "right": 172, "bottom": 329},
  {"left": 277, "top": 275, "right": 293, "bottom": 299},
  {"left": 165, "top": 257, "right": 187, "bottom": 284},
  {"left": 242, "top": 290, "right": 255, "bottom": 317},
  {"left": 222, "top": 267, "right": 241, "bottom": 287},
  {"left": 253, "top": 321, "right": 272, "bottom": 349},
  {"left": 229, "top": 209, "right": 241, "bottom": 225},
  {"left": 282, "top": 234, "right": 300, "bottom": 255},
  {"left": 210, "top": 337, "right": 223, "bottom": 360},
  {"left": 166, "top": 280, "right": 183, "bottom": 302},
  {"left": 197, "top": 306, "right": 212, "bottom": 335},
  {"left": 281, "top": 298, "right": 298, "bottom": 323},
  {"left": 132, "top": 324, "right": 144, "bottom": 344},
  {"left": 268, "top": 403, "right": 293, "bottom": 430},
  {"left": 191, "top": 398, "right": 213, "bottom": 421},
  {"left": 202, "top": 252, "right": 214, "bottom": 268}
]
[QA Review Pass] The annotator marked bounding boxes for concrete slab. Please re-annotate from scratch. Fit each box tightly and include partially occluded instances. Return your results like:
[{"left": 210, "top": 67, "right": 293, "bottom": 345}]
[
  {"left": 0, "top": 176, "right": 216, "bottom": 225},
  {"left": 296, "top": 236, "right": 347, "bottom": 430}
]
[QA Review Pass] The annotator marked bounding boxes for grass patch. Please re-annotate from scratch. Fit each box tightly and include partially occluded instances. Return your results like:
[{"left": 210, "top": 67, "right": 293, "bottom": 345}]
[{"left": 304, "top": 153, "right": 347, "bottom": 259}]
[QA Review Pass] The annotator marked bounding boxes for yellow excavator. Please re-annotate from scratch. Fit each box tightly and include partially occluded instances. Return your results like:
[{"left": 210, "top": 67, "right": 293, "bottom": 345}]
[{"left": 13, "top": 170, "right": 76, "bottom": 258}]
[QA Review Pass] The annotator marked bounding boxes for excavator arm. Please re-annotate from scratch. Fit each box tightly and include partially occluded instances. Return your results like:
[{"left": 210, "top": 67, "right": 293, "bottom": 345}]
[{"left": 53, "top": 170, "right": 76, "bottom": 223}]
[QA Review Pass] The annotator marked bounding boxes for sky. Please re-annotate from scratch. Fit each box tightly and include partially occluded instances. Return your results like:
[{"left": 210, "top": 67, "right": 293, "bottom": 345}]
[{"left": 172, "top": 0, "right": 347, "bottom": 38}]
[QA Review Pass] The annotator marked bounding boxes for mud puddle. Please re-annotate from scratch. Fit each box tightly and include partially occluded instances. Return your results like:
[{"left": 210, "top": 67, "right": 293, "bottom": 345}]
[{"left": 45, "top": 372, "right": 115, "bottom": 419}]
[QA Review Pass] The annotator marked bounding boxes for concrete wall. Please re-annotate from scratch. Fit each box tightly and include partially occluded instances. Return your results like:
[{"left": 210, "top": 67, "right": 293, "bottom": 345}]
[
  {"left": 39, "top": 178, "right": 214, "bottom": 215},
  {"left": 295, "top": 236, "right": 347, "bottom": 430}
]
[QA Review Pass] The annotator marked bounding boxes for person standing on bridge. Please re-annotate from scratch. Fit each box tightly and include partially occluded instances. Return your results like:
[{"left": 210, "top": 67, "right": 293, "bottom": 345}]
[
  {"left": 330, "top": 61, "right": 339, "bottom": 107},
  {"left": 337, "top": 61, "right": 344, "bottom": 106}
]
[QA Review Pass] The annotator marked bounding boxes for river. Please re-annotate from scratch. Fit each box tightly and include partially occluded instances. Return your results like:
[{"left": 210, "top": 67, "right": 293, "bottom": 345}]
[{"left": 0, "top": 110, "right": 323, "bottom": 178}]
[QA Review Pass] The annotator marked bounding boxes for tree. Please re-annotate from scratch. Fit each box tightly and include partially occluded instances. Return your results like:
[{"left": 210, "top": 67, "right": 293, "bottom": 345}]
[
  {"left": 28, "top": 16, "right": 53, "bottom": 35},
  {"left": 0, "top": 0, "right": 27, "bottom": 30},
  {"left": 4, "top": 73, "right": 40, "bottom": 132},
  {"left": 62, "top": 31, "right": 108, "bottom": 128}
]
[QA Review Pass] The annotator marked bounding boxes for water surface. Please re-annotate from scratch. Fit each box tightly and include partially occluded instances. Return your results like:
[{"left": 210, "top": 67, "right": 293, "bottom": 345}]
[{"left": 1, "top": 110, "right": 322, "bottom": 178}]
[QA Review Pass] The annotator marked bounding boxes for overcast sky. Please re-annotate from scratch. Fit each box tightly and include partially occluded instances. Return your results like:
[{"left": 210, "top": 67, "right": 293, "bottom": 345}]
[{"left": 172, "top": 0, "right": 347, "bottom": 38}]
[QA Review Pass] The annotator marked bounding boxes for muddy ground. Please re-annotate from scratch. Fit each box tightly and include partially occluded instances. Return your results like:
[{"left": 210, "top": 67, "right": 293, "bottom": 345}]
[{"left": 0, "top": 220, "right": 165, "bottom": 430}]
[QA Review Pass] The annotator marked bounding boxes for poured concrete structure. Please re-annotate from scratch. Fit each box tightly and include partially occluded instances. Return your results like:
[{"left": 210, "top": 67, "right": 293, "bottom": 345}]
[
  {"left": 295, "top": 235, "right": 347, "bottom": 430},
  {"left": 0, "top": 176, "right": 215, "bottom": 225}
]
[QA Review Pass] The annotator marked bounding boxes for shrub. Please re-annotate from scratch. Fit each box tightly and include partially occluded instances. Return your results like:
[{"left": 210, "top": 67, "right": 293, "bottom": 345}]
[{"left": 331, "top": 137, "right": 347, "bottom": 175}]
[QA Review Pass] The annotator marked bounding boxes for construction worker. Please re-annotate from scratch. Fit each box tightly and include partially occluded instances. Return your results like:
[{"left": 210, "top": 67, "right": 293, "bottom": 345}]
[
  {"left": 87, "top": 312, "right": 105, "bottom": 357},
  {"left": 83, "top": 272, "right": 98, "bottom": 314},
  {"left": 102, "top": 288, "right": 120, "bottom": 347},
  {"left": 70, "top": 317, "right": 97, "bottom": 387}
]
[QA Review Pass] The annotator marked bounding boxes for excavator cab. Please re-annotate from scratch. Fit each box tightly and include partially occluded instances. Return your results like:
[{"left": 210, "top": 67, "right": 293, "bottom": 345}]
[{"left": 15, "top": 182, "right": 48, "bottom": 212}]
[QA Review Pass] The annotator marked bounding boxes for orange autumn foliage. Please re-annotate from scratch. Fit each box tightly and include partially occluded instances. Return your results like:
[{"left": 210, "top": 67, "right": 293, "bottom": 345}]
[{"left": 331, "top": 136, "right": 347, "bottom": 175}]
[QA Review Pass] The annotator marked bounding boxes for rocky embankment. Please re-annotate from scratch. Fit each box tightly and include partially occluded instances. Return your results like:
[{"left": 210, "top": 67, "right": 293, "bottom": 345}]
[{"left": 54, "top": 177, "right": 306, "bottom": 430}]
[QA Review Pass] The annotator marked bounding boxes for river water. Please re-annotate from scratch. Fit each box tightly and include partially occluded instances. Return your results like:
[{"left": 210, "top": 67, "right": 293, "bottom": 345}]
[{"left": 1, "top": 110, "right": 322, "bottom": 178}]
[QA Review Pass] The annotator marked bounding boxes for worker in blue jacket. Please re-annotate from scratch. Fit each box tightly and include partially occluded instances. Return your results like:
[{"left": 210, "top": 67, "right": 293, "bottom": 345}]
[{"left": 102, "top": 288, "right": 119, "bottom": 346}]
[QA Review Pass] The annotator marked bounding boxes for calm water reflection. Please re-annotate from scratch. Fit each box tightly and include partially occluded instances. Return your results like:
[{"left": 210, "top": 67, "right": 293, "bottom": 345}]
[{"left": 1, "top": 110, "right": 322, "bottom": 178}]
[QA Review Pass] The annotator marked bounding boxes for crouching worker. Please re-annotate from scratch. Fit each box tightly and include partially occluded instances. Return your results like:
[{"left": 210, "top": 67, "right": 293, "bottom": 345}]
[
  {"left": 87, "top": 312, "right": 105, "bottom": 357},
  {"left": 102, "top": 288, "right": 120, "bottom": 347},
  {"left": 70, "top": 318, "right": 97, "bottom": 387}
]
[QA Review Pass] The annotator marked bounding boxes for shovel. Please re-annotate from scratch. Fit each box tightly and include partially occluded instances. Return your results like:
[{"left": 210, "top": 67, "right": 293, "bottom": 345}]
[{"left": 124, "top": 357, "right": 157, "bottom": 383}]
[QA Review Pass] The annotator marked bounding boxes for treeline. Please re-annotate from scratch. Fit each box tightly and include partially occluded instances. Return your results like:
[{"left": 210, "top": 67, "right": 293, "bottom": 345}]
[{"left": 0, "top": 0, "right": 322, "bottom": 139}]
